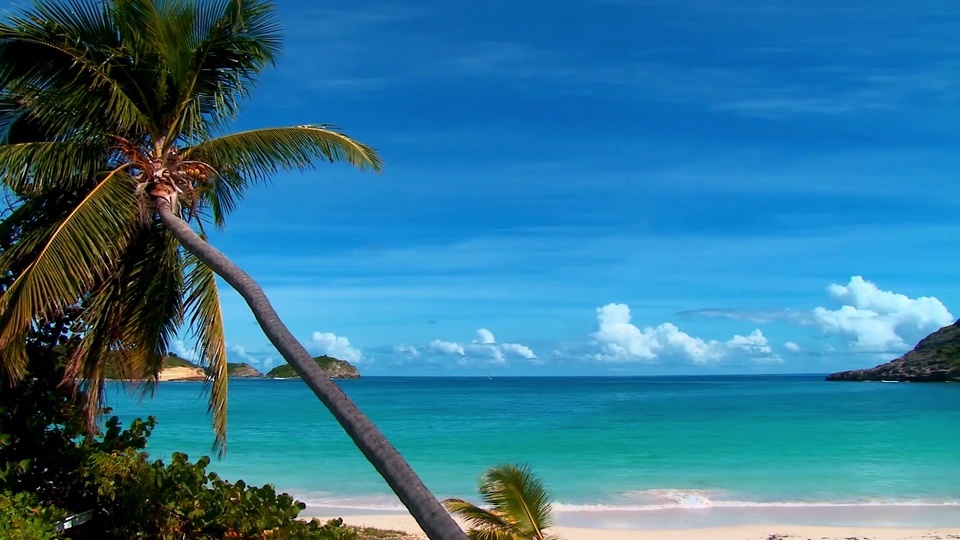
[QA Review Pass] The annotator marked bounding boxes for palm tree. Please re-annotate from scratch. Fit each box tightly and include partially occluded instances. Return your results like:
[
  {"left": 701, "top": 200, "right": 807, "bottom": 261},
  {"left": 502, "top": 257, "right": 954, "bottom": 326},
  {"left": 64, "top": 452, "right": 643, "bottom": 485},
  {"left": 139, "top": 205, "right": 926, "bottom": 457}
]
[
  {"left": 444, "top": 464, "right": 560, "bottom": 540},
  {"left": 0, "top": 1, "right": 466, "bottom": 538}
]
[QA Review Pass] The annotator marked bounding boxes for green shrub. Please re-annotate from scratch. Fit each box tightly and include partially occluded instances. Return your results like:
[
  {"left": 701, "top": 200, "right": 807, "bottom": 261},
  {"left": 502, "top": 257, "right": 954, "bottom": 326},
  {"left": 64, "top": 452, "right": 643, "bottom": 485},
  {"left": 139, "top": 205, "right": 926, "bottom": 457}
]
[
  {"left": 0, "top": 351, "right": 356, "bottom": 539},
  {"left": 0, "top": 491, "right": 66, "bottom": 540}
]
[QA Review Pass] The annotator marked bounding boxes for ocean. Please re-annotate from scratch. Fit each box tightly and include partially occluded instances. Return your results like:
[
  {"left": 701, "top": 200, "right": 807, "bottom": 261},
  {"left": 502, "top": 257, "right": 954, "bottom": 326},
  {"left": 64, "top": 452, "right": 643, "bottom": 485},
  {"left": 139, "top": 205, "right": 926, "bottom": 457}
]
[{"left": 105, "top": 376, "right": 960, "bottom": 528}]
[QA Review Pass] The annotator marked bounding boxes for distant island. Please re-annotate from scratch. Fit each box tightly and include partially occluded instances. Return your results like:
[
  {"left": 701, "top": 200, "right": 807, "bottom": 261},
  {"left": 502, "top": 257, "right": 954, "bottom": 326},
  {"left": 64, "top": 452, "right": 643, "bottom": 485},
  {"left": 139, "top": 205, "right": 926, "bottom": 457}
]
[
  {"left": 227, "top": 362, "right": 263, "bottom": 378},
  {"left": 105, "top": 355, "right": 359, "bottom": 381},
  {"left": 265, "top": 355, "right": 360, "bottom": 379},
  {"left": 826, "top": 319, "right": 960, "bottom": 382}
]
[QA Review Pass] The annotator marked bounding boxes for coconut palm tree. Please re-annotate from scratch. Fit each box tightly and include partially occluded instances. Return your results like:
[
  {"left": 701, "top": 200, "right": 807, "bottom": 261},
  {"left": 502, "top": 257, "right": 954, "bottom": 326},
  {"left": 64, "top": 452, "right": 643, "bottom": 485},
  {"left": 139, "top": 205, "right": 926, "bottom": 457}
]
[
  {"left": 444, "top": 464, "right": 560, "bottom": 540},
  {"left": 0, "top": 1, "right": 466, "bottom": 538}
]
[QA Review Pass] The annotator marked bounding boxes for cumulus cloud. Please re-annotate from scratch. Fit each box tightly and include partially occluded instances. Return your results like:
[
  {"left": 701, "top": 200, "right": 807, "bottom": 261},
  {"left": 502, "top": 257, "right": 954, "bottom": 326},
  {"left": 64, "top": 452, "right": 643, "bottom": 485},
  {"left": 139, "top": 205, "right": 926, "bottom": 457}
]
[
  {"left": 310, "top": 331, "right": 365, "bottom": 363},
  {"left": 784, "top": 341, "right": 801, "bottom": 352},
  {"left": 428, "top": 339, "right": 466, "bottom": 356},
  {"left": 170, "top": 340, "right": 198, "bottom": 361},
  {"left": 475, "top": 328, "right": 496, "bottom": 345},
  {"left": 812, "top": 276, "right": 954, "bottom": 352},
  {"left": 500, "top": 342, "right": 537, "bottom": 360},
  {"left": 593, "top": 303, "right": 781, "bottom": 364},
  {"left": 418, "top": 329, "right": 538, "bottom": 365}
]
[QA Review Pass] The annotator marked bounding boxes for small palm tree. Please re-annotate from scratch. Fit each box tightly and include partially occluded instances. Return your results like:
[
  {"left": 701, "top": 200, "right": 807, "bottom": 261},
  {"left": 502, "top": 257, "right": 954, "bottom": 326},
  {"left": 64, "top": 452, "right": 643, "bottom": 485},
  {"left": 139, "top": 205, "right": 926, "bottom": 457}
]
[
  {"left": 444, "top": 464, "right": 560, "bottom": 540},
  {"left": 0, "top": 1, "right": 465, "bottom": 538}
]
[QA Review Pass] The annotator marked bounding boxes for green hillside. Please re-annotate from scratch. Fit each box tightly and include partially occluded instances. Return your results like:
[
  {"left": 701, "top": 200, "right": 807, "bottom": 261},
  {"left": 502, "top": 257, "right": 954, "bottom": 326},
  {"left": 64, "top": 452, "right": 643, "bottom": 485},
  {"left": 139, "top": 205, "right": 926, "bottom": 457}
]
[{"left": 265, "top": 356, "right": 360, "bottom": 379}]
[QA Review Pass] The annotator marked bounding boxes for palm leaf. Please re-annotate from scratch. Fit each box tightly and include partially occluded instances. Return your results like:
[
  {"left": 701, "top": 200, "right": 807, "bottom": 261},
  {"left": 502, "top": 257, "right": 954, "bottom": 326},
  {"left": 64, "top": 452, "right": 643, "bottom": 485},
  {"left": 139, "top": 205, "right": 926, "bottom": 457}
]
[
  {"left": 480, "top": 465, "right": 554, "bottom": 539},
  {"left": 0, "top": 166, "right": 137, "bottom": 380},
  {"left": 443, "top": 499, "right": 516, "bottom": 533},
  {"left": 184, "top": 250, "right": 229, "bottom": 454},
  {"left": 66, "top": 271, "right": 130, "bottom": 430},
  {"left": 117, "top": 222, "right": 185, "bottom": 393},
  {"left": 63, "top": 221, "right": 184, "bottom": 432},
  {"left": 0, "top": 0, "right": 153, "bottom": 137},
  {"left": 163, "top": 0, "right": 282, "bottom": 139},
  {"left": 0, "top": 140, "right": 111, "bottom": 194},
  {"left": 182, "top": 125, "right": 381, "bottom": 225},
  {"left": 467, "top": 530, "right": 526, "bottom": 540}
]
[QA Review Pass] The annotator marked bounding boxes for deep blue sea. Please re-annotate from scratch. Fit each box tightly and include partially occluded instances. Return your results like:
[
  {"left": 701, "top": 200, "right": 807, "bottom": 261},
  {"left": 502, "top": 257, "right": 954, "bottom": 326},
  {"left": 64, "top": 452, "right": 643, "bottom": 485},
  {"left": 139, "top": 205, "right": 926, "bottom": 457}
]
[{"left": 105, "top": 376, "right": 960, "bottom": 525}]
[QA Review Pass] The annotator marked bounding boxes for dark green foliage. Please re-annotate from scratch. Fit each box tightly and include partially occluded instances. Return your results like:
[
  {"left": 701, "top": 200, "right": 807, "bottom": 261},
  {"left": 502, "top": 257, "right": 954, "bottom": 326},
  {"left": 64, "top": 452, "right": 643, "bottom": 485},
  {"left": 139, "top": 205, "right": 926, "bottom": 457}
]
[
  {"left": 0, "top": 331, "right": 355, "bottom": 539},
  {"left": 0, "top": 491, "right": 66, "bottom": 540},
  {"left": 266, "top": 356, "right": 358, "bottom": 379}
]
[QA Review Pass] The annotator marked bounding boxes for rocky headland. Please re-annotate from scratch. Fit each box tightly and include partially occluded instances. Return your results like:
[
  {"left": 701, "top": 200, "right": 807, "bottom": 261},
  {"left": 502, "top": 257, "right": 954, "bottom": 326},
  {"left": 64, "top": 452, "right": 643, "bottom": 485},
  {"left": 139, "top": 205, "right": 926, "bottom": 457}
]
[
  {"left": 265, "top": 355, "right": 360, "bottom": 379},
  {"left": 826, "top": 319, "right": 960, "bottom": 382}
]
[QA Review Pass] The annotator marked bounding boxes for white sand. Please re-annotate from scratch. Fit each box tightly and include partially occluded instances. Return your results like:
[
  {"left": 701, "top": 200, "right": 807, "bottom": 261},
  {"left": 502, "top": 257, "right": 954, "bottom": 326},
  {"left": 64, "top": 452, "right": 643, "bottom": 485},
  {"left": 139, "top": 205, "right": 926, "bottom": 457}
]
[{"left": 313, "top": 513, "right": 960, "bottom": 540}]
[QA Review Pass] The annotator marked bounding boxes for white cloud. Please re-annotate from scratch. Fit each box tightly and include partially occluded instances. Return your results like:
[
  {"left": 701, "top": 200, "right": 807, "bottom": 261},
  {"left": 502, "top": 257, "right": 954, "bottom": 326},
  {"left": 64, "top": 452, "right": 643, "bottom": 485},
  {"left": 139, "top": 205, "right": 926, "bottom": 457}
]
[
  {"left": 310, "top": 331, "right": 365, "bottom": 363},
  {"left": 784, "top": 341, "right": 801, "bottom": 352},
  {"left": 500, "top": 342, "right": 537, "bottom": 360},
  {"left": 812, "top": 276, "right": 954, "bottom": 352},
  {"left": 393, "top": 344, "right": 420, "bottom": 357},
  {"left": 170, "top": 340, "right": 198, "bottom": 361},
  {"left": 418, "top": 329, "right": 537, "bottom": 365},
  {"left": 428, "top": 339, "right": 466, "bottom": 356},
  {"left": 593, "top": 303, "right": 780, "bottom": 364},
  {"left": 475, "top": 328, "right": 496, "bottom": 344}
]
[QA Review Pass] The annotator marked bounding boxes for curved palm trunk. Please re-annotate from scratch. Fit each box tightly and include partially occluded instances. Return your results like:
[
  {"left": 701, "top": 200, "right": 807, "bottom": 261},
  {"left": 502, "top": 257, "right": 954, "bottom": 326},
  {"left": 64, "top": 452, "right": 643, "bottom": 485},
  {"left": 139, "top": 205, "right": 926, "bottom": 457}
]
[{"left": 156, "top": 200, "right": 467, "bottom": 540}]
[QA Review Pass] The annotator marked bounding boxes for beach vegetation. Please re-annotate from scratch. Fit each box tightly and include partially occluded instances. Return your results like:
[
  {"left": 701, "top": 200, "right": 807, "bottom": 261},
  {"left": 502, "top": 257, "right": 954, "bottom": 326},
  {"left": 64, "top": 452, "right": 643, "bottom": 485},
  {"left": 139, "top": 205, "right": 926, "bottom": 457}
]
[
  {"left": 444, "top": 464, "right": 560, "bottom": 540},
  {"left": 0, "top": 0, "right": 464, "bottom": 537},
  {"left": 0, "top": 333, "right": 358, "bottom": 539}
]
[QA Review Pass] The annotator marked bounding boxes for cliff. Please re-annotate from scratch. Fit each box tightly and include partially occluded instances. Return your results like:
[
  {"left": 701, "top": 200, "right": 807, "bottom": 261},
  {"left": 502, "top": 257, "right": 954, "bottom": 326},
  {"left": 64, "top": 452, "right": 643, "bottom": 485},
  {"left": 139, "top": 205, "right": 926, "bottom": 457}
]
[
  {"left": 826, "top": 320, "right": 960, "bottom": 382},
  {"left": 265, "top": 356, "right": 360, "bottom": 379},
  {"left": 158, "top": 356, "right": 206, "bottom": 381}
]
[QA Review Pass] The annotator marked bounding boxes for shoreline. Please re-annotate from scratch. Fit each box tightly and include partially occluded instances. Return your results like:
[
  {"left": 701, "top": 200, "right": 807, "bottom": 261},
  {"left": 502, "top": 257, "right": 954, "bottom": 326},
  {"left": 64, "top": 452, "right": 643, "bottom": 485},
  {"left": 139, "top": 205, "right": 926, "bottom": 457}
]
[
  {"left": 305, "top": 503, "right": 960, "bottom": 537},
  {"left": 310, "top": 513, "right": 960, "bottom": 540}
]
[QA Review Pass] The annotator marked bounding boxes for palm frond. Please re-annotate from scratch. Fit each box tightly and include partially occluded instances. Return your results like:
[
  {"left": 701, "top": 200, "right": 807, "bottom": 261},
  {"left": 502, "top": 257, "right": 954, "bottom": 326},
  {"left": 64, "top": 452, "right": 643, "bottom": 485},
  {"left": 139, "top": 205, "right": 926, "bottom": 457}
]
[
  {"left": 467, "top": 530, "right": 526, "bottom": 540},
  {"left": 164, "top": 0, "right": 282, "bottom": 138},
  {"left": 443, "top": 499, "right": 516, "bottom": 533},
  {"left": 184, "top": 250, "right": 229, "bottom": 455},
  {"left": 0, "top": 166, "right": 138, "bottom": 376},
  {"left": 182, "top": 125, "right": 380, "bottom": 224},
  {"left": 117, "top": 222, "right": 185, "bottom": 397},
  {"left": 0, "top": 0, "right": 153, "bottom": 136},
  {"left": 0, "top": 141, "right": 110, "bottom": 195},
  {"left": 480, "top": 465, "right": 554, "bottom": 539}
]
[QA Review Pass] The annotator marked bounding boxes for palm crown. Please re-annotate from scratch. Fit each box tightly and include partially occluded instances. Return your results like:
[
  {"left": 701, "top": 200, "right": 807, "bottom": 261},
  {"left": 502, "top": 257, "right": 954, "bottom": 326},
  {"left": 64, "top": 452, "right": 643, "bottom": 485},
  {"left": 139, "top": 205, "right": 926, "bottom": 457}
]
[{"left": 0, "top": 0, "right": 379, "bottom": 451}]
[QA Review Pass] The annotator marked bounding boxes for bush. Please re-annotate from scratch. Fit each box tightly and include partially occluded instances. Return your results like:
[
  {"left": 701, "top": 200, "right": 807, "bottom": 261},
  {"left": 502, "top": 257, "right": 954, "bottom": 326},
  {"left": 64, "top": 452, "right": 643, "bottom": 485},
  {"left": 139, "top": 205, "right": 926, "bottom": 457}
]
[
  {"left": 0, "top": 491, "right": 66, "bottom": 540},
  {"left": 0, "top": 353, "right": 355, "bottom": 539}
]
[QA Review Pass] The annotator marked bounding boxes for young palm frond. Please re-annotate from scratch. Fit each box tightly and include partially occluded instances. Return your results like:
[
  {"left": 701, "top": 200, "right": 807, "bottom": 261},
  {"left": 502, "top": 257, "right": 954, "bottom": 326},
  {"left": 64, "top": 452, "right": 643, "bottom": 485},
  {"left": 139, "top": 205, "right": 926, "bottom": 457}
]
[{"left": 445, "top": 465, "right": 560, "bottom": 540}]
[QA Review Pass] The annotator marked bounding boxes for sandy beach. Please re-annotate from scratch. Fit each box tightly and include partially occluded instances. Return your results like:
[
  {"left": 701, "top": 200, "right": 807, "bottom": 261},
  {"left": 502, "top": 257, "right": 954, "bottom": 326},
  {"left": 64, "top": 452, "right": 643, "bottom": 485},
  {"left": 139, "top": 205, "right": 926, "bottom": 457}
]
[
  {"left": 314, "top": 513, "right": 960, "bottom": 540},
  {"left": 156, "top": 366, "right": 206, "bottom": 381}
]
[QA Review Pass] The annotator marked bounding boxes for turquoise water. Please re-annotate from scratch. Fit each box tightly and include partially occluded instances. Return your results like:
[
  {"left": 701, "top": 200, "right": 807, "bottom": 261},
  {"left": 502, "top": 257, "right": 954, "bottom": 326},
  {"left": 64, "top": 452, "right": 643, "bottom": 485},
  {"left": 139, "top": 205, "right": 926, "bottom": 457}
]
[{"left": 105, "top": 376, "right": 960, "bottom": 517}]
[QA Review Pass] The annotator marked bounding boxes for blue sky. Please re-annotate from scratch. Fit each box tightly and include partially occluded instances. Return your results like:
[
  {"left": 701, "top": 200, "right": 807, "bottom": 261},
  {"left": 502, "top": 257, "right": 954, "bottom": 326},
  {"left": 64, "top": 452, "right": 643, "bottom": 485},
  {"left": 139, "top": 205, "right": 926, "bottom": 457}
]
[
  {"left": 198, "top": 0, "right": 960, "bottom": 376},
  {"left": 12, "top": 0, "right": 959, "bottom": 375}
]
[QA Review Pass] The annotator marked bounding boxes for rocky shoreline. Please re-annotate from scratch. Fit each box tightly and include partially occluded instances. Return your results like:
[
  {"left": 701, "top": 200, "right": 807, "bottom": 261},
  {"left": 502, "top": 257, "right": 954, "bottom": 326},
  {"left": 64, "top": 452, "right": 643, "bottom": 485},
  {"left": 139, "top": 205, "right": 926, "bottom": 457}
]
[{"left": 826, "top": 319, "right": 960, "bottom": 382}]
